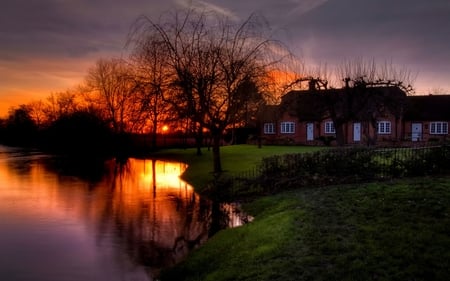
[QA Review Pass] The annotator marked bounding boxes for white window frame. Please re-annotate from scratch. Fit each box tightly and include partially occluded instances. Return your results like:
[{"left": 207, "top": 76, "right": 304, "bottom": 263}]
[
  {"left": 263, "top": 123, "right": 275, "bottom": 134},
  {"left": 324, "top": 121, "right": 335, "bottom": 134},
  {"left": 430, "top": 122, "right": 448, "bottom": 135},
  {"left": 280, "top": 122, "right": 295, "bottom": 134},
  {"left": 377, "top": 121, "right": 391, "bottom": 134}
]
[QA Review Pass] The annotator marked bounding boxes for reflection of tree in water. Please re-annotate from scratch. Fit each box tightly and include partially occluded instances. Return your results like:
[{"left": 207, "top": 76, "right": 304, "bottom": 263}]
[
  {"left": 96, "top": 158, "right": 213, "bottom": 277},
  {"left": 0, "top": 148, "right": 251, "bottom": 280},
  {"left": 39, "top": 155, "right": 250, "bottom": 279},
  {"left": 42, "top": 155, "right": 108, "bottom": 183}
]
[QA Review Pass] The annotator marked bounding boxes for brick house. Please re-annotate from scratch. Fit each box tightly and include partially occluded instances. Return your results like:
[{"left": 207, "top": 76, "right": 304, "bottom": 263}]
[
  {"left": 403, "top": 95, "right": 450, "bottom": 142},
  {"left": 259, "top": 86, "right": 449, "bottom": 146}
]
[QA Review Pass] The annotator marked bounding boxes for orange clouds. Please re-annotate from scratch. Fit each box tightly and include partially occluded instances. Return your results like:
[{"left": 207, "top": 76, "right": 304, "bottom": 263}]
[{"left": 0, "top": 57, "right": 95, "bottom": 117}]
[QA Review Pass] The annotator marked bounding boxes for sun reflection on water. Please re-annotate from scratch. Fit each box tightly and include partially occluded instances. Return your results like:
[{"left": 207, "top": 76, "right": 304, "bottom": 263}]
[{"left": 0, "top": 147, "right": 251, "bottom": 281}]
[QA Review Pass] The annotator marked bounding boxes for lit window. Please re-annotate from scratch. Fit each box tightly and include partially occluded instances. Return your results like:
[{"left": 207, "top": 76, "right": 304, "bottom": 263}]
[
  {"left": 430, "top": 122, "right": 448, "bottom": 135},
  {"left": 263, "top": 123, "right": 275, "bottom": 134},
  {"left": 378, "top": 121, "right": 391, "bottom": 134},
  {"left": 280, "top": 122, "right": 295, "bottom": 134},
  {"left": 324, "top": 121, "right": 335, "bottom": 134}
]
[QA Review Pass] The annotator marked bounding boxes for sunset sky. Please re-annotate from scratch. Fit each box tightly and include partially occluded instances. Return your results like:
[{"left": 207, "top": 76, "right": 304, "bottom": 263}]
[{"left": 1, "top": 0, "right": 449, "bottom": 116}]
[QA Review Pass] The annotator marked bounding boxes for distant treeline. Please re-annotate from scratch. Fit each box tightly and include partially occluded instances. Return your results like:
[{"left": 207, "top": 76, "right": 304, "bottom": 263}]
[
  {"left": 0, "top": 106, "right": 115, "bottom": 156},
  {"left": 0, "top": 105, "right": 257, "bottom": 156}
]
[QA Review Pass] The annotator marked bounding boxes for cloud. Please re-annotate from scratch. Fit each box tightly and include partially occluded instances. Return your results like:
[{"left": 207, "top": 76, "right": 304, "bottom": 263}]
[
  {"left": 175, "top": 0, "right": 239, "bottom": 20},
  {"left": 0, "top": 0, "right": 176, "bottom": 60},
  {"left": 286, "top": 0, "right": 329, "bottom": 17},
  {"left": 0, "top": 0, "right": 450, "bottom": 115}
]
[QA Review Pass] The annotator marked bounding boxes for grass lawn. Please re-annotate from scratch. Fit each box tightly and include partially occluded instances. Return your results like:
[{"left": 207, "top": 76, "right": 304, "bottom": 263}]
[
  {"left": 161, "top": 176, "right": 450, "bottom": 281},
  {"left": 153, "top": 144, "right": 324, "bottom": 190}
]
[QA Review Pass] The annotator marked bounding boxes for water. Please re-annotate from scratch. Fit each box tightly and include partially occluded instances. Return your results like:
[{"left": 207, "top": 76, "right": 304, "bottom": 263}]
[{"left": 0, "top": 145, "right": 249, "bottom": 281}]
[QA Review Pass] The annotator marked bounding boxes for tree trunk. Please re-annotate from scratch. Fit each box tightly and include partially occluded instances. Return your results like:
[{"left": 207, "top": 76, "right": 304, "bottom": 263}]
[
  {"left": 335, "top": 123, "right": 346, "bottom": 146},
  {"left": 195, "top": 126, "right": 203, "bottom": 156},
  {"left": 151, "top": 120, "right": 158, "bottom": 149},
  {"left": 212, "top": 133, "right": 222, "bottom": 174}
]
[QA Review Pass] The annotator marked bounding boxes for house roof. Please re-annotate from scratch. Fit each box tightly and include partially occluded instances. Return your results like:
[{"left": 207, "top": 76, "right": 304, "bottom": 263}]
[
  {"left": 404, "top": 95, "right": 450, "bottom": 121},
  {"left": 279, "top": 90, "right": 326, "bottom": 120},
  {"left": 258, "top": 104, "right": 279, "bottom": 122},
  {"left": 279, "top": 86, "right": 407, "bottom": 120}
]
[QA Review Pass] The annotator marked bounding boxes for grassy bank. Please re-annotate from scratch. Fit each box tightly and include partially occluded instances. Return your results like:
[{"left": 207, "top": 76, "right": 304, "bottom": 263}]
[
  {"left": 153, "top": 144, "right": 324, "bottom": 190},
  {"left": 161, "top": 176, "right": 450, "bottom": 280}
]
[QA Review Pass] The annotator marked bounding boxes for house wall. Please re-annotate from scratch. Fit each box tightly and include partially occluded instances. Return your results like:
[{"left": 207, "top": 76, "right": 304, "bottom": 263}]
[
  {"left": 345, "top": 121, "right": 361, "bottom": 145},
  {"left": 374, "top": 116, "right": 403, "bottom": 145},
  {"left": 261, "top": 115, "right": 449, "bottom": 146},
  {"left": 404, "top": 120, "right": 449, "bottom": 142},
  {"left": 277, "top": 113, "right": 302, "bottom": 144},
  {"left": 261, "top": 116, "right": 322, "bottom": 145}
]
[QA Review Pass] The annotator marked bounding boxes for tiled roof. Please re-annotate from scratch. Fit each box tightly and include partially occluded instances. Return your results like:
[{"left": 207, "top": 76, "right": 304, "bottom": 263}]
[
  {"left": 404, "top": 95, "right": 450, "bottom": 121},
  {"left": 258, "top": 104, "right": 279, "bottom": 122},
  {"left": 279, "top": 86, "right": 407, "bottom": 120}
]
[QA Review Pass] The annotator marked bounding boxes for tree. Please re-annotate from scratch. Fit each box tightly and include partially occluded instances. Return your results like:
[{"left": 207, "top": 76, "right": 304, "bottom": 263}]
[
  {"left": 86, "top": 58, "right": 138, "bottom": 135},
  {"left": 28, "top": 100, "right": 47, "bottom": 128},
  {"left": 3, "top": 105, "right": 37, "bottom": 146},
  {"left": 290, "top": 59, "right": 414, "bottom": 146},
  {"left": 44, "top": 91, "right": 79, "bottom": 123},
  {"left": 334, "top": 59, "right": 414, "bottom": 145},
  {"left": 43, "top": 109, "right": 113, "bottom": 154},
  {"left": 130, "top": 9, "right": 287, "bottom": 173},
  {"left": 129, "top": 39, "right": 170, "bottom": 148}
]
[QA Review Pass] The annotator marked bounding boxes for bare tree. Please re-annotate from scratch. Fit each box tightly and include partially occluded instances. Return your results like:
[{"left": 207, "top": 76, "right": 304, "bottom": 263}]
[
  {"left": 428, "top": 87, "right": 448, "bottom": 95},
  {"left": 308, "top": 59, "right": 415, "bottom": 146},
  {"left": 129, "top": 9, "right": 288, "bottom": 173},
  {"left": 43, "top": 91, "right": 79, "bottom": 122},
  {"left": 336, "top": 58, "right": 415, "bottom": 93},
  {"left": 86, "top": 58, "right": 138, "bottom": 135},
  {"left": 28, "top": 100, "right": 47, "bottom": 128},
  {"left": 129, "top": 39, "right": 171, "bottom": 148}
]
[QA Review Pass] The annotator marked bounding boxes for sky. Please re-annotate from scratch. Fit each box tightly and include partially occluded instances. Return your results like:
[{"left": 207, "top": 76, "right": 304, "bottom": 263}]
[{"left": 1, "top": 0, "right": 450, "bottom": 116}]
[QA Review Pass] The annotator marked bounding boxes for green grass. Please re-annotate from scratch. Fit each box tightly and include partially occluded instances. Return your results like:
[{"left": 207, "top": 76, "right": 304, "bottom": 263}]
[
  {"left": 153, "top": 144, "right": 324, "bottom": 190},
  {"left": 161, "top": 176, "right": 450, "bottom": 281}
]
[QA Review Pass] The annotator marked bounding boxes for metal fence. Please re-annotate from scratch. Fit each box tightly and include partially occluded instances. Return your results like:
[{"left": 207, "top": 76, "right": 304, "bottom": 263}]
[{"left": 213, "top": 144, "right": 450, "bottom": 200}]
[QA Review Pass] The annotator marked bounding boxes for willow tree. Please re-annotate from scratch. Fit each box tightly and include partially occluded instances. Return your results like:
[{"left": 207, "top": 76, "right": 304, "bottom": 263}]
[{"left": 130, "top": 9, "right": 287, "bottom": 173}]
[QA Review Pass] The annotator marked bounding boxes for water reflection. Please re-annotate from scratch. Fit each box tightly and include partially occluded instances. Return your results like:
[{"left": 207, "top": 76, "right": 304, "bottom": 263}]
[
  {"left": 0, "top": 146, "right": 251, "bottom": 281},
  {"left": 95, "top": 158, "right": 212, "bottom": 278}
]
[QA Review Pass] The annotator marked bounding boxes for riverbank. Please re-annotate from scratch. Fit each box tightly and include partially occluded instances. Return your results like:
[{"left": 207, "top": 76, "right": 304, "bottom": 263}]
[
  {"left": 152, "top": 144, "right": 324, "bottom": 190},
  {"left": 161, "top": 176, "right": 450, "bottom": 280},
  {"left": 155, "top": 145, "right": 450, "bottom": 280}
]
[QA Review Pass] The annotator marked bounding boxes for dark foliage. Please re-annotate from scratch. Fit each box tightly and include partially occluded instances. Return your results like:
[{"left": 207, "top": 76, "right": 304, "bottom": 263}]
[
  {"left": 39, "top": 110, "right": 114, "bottom": 155},
  {"left": 0, "top": 106, "right": 37, "bottom": 146}
]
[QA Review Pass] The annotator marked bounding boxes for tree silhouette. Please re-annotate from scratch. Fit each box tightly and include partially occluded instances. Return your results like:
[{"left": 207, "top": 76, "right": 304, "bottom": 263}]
[
  {"left": 130, "top": 39, "right": 171, "bottom": 149},
  {"left": 129, "top": 9, "right": 287, "bottom": 173},
  {"left": 2, "top": 105, "right": 37, "bottom": 146},
  {"left": 286, "top": 59, "right": 414, "bottom": 146},
  {"left": 42, "top": 109, "right": 113, "bottom": 155},
  {"left": 86, "top": 58, "right": 139, "bottom": 135}
]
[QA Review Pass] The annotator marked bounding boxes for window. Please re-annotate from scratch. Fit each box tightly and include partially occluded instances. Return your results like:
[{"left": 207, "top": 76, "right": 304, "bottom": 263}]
[
  {"left": 378, "top": 121, "right": 391, "bottom": 134},
  {"left": 263, "top": 123, "right": 275, "bottom": 134},
  {"left": 280, "top": 122, "right": 295, "bottom": 134},
  {"left": 430, "top": 122, "right": 448, "bottom": 135},
  {"left": 324, "top": 121, "right": 335, "bottom": 134}
]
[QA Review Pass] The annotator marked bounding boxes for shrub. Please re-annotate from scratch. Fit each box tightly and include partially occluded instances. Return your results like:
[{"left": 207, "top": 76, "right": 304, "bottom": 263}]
[{"left": 234, "top": 145, "right": 450, "bottom": 196}]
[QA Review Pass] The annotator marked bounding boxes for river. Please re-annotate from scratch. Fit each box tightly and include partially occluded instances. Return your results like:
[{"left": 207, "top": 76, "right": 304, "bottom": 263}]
[{"left": 0, "top": 145, "right": 249, "bottom": 281}]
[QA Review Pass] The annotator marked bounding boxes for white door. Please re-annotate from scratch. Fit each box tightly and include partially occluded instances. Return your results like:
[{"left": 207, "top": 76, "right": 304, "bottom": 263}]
[
  {"left": 411, "top": 123, "right": 422, "bottom": 141},
  {"left": 306, "top": 123, "right": 314, "bottom": 141},
  {"left": 353, "top": 122, "right": 361, "bottom": 142}
]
